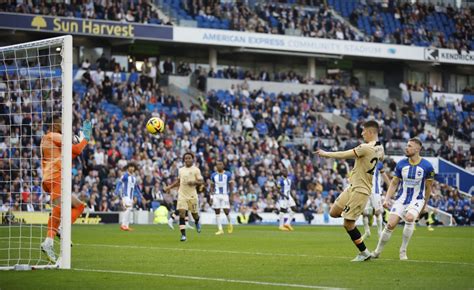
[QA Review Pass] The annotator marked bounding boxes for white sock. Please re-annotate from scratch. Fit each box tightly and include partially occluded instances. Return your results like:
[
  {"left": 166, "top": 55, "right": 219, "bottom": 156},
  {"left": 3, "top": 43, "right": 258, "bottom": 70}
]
[
  {"left": 363, "top": 216, "right": 370, "bottom": 235},
  {"left": 44, "top": 237, "right": 54, "bottom": 247},
  {"left": 375, "top": 227, "right": 393, "bottom": 254},
  {"left": 279, "top": 212, "right": 284, "bottom": 227},
  {"left": 286, "top": 210, "right": 294, "bottom": 226},
  {"left": 376, "top": 214, "right": 383, "bottom": 237},
  {"left": 123, "top": 208, "right": 131, "bottom": 227},
  {"left": 216, "top": 214, "right": 222, "bottom": 231},
  {"left": 168, "top": 217, "right": 174, "bottom": 223},
  {"left": 400, "top": 222, "right": 415, "bottom": 252}
]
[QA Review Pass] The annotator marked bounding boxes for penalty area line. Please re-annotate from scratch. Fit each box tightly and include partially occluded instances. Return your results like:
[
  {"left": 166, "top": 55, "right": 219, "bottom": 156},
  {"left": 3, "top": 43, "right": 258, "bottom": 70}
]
[{"left": 72, "top": 268, "right": 344, "bottom": 289}]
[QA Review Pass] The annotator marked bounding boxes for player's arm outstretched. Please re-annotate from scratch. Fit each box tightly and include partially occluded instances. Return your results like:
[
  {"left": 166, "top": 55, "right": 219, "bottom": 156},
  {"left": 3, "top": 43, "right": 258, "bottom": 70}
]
[{"left": 314, "top": 148, "right": 358, "bottom": 160}]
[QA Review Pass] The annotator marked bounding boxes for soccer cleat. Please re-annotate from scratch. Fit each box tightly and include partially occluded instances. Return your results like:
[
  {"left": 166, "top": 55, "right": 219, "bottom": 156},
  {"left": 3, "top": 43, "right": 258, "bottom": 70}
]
[
  {"left": 41, "top": 241, "right": 57, "bottom": 263},
  {"left": 185, "top": 223, "right": 195, "bottom": 230},
  {"left": 167, "top": 219, "right": 175, "bottom": 230},
  {"left": 215, "top": 230, "right": 224, "bottom": 235},
  {"left": 227, "top": 223, "right": 233, "bottom": 234},
  {"left": 279, "top": 226, "right": 289, "bottom": 231},
  {"left": 351, "top": 251, "right": 371, "bottom": 262},
  {"left": 180, "top": 235, "right": 187, "bottom": 242},
  {"left": 284, "top": 224, "right": 294, "bottom": 231},
  {"left": 196, "top": 223, "right": 202, "bottom": 233},
  {"left": 371, "top": 251, "right": 381, "bottom": 259},
  {"left": 428, "top": 226, "right": 434, "bottom": 231},
  {"left": 400, "top": 250, "right": 408, "bottom": 260},
  {"left": 120, "top": 225, "right": 130, "bottom": 231}
]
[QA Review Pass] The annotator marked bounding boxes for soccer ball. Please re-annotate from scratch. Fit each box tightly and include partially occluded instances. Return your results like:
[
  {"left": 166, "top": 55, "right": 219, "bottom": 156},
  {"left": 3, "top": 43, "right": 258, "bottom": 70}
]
[{"left": 146, "top": 117, "right": 165, "bottom": 135}]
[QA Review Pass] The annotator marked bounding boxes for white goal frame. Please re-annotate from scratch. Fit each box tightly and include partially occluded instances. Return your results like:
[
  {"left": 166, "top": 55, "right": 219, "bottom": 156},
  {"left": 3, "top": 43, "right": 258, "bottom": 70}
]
[{"left": 0, "top": 35, "right": 72, "bottom": 270}]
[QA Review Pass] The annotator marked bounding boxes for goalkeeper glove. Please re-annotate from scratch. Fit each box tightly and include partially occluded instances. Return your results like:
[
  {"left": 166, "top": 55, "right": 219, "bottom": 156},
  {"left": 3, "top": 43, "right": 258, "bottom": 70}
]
[{"left": 81, "top": 120, "right": 92, "bottom": 141}]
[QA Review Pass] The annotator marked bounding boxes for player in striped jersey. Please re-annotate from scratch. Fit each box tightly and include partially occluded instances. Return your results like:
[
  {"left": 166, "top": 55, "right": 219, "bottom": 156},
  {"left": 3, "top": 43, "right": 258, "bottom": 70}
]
[
  {"left": 115, "top": 162, "right": 142, "bottom": 231},
  {"left": 276, "top": 168, "right": 297, "bottom": 231},
  {"left": 362, "top": 161, "right": 390, "bottom": 240},
  {"left": 210, "top": 161, "right": 234, "bottom": 235},
  {"left": 372, "top": 138, "right": 435, "bottom": 260}
]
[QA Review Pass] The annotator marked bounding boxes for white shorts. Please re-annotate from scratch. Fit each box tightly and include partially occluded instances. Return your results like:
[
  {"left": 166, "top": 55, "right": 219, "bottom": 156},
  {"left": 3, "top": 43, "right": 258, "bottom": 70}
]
[
  {"left": 212, "top": 194, "right": 230, "bottom": 209},
  {"left": 277, "top": 197, "right": 296, "bottom": 209},
  {"left": 365, "top": 193, "right": 382, "bottom": 212},
  {"left": 122, "top": 197, "right": 133, "bottom": 208},
  {"left": 390, "top": 199, "right": 425, "bottom": 219}
]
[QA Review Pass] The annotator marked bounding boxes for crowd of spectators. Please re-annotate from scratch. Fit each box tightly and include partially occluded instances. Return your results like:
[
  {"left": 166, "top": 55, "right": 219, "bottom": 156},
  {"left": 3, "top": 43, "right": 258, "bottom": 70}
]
[
  {"left": 257, "top": 3, "right": 360, "bottom": 40},
  {"left": 429, "top": 183, "right": 473, "bottom": 226},
  {"left": 0, "top": 0, "right": 170, "bottom": 25},
  {"left": 206, "top": 66, "right": 347, "bottom": 86},
  {"left": 203, "top": 78, "right": 472, "bottom": 167},
  {"left": 0, "top": 56, "right": 471, "bottom": 226},
  {"left": 341, "top": 1, "right": 472, "bottom": 50}
]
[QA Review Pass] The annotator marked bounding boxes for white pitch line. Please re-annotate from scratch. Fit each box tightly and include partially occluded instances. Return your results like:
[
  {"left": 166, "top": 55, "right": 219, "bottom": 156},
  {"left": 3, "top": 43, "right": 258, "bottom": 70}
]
[
  {"left": 72, "top": 268, "right": 344, "bottom": 290},
  {"left": 75, "top": 243, "right": 474, "bottom": 267}
]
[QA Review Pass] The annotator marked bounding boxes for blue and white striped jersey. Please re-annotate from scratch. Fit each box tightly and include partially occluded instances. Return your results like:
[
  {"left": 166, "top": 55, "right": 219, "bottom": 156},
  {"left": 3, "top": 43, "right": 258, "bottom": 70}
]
[
  {"left": 372, "top": 162, "right": 384, "bottom": 195},
  {"left": 211, "top": 171, "right": 232, "bottom": 195},
  {"left": 394, "top": 158, "right": 435, "bottom": 204},
  {"left": 278, "top": 177, "right": 292, "bottom": 199},
  {"left": 115, "top": 173, "right": 141, "bottom": 200}
]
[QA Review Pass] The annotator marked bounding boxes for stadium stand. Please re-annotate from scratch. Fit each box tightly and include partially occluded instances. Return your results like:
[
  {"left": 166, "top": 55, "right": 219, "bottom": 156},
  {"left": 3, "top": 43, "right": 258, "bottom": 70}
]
[
  {"left": 3, "top": 0, "right": 472, "bottom": 50},
  {"left": 329, "top": 0, "right": 473, "bottom": 50},
  {"left": 0, "top": 0, "right": 168, "bottom": 25}
]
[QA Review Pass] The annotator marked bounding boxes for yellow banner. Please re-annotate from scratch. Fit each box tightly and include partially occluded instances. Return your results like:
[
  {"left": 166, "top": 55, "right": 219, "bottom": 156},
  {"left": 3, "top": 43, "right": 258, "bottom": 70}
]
[{"left": 9, "top": 211, "right": 49, "bottom": 224}]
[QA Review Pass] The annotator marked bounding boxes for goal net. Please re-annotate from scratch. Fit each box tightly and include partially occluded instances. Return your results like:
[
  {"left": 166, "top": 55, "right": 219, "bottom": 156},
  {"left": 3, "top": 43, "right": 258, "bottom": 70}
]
[{"left": 0, "top": 36, "right": 73, "bottom": 270}]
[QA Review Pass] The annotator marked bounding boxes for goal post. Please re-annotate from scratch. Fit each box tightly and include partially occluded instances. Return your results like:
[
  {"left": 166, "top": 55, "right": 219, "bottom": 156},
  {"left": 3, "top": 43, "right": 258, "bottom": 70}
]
[
  {"left": 60, "top": 35, "right": 73, "bottom": 270},
  {"left": 0, "top": 35, "right": 73, "bottom": 270}
]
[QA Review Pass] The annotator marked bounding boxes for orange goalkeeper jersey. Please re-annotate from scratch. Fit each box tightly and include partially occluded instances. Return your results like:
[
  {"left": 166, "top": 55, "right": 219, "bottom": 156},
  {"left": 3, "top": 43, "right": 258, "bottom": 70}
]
[{"left": 41, "top": 132, "right": 87, "bottom": 182}]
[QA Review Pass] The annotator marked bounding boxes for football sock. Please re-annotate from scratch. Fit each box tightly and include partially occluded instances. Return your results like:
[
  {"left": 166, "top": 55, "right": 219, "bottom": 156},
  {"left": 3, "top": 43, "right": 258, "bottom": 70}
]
[
  {"left": 225, "top": 213, "right": 231, "bottom": 223},
  {"left": 179, "top": 217, "right": 186, "bottom": 235},
  {"left": 194, "top": 216, "right": 200, "bottom": 226},
  {"left": 347, "top": 227, "right": 367, "bottom": 252},
  {"left": 375, "top": 227, "right": 393, "bottom": 254},
  {"left": 401, "top": 222, "right": 415, "bottom": 252},
  {"left": 279, "top": 212, "right": 284, "bottom": 228},
  {"left": 376, "top": 214, "right": 383, "bottom": 237},
  {"left": 363, "top": 216, "right": 370, "bottom": 235},
  {"left": 122, "top": 208, "right": 131, "bottom": 227},
  {"left": 47, "top": 205, "right": 61, "bottom": 239},
  {"left": 216, "top": 214, "right": 222, "bottom": 231},
  {"left": 286, "top": 210, "right": 294, "bottom": 225}
]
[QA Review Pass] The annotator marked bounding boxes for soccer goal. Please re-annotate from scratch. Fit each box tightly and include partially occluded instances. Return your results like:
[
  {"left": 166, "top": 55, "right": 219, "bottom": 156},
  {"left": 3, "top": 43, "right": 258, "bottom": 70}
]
[{"left": 0, "top": 36, "right": 73, "bottom": 270}]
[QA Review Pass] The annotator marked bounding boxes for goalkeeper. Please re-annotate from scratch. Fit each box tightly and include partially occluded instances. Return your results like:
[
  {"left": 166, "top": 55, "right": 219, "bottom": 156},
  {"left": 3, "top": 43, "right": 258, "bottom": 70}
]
[{"left": 40, "top": 117, "right": 92, "bottom": 263}]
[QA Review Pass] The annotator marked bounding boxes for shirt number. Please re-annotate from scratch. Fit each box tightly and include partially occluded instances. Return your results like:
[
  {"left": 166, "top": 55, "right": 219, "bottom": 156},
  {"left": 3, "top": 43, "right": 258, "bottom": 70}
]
[{"left": 366, "top": 158, "right": 378, "bottom": 175}]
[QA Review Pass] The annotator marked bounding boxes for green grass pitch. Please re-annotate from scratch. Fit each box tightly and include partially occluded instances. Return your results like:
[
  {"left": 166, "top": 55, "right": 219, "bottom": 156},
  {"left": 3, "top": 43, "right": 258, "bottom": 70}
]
[{"left": 1, "top": 225, "right": 473, "bottom": 289}]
